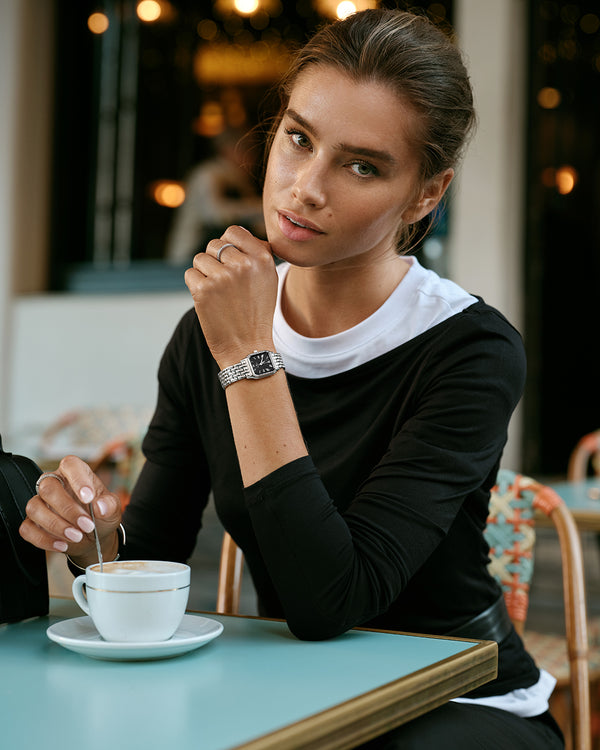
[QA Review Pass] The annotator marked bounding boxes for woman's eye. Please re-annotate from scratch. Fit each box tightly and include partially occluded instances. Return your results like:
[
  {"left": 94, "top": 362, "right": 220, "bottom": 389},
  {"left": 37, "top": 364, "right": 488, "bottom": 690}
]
[
  {"left": 285, "top": 129, "right": 311, "bottom": 149},
  {"left": 350, "top": 161, "right": 378, "bottom": 177}
]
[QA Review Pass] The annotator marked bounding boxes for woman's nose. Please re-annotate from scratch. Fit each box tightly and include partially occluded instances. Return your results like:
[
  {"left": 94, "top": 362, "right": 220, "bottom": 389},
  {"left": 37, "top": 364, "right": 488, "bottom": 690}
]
[{"left": 291, "top": 158, "right": 327, "bottom": 208}]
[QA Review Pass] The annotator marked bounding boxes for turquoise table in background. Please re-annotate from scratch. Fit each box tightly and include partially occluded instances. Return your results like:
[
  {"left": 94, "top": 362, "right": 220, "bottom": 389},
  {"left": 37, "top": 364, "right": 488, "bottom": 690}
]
[
  {"left": 547, "top": 478, "right": 600, "bottom": 531},
  {"left": 0, "top": 598, "right": 497, "bottom": 750}
]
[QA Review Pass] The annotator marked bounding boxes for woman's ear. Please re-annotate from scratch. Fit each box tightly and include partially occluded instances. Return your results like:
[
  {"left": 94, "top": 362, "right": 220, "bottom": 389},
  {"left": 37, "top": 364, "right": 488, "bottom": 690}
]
[{"left": 401, "top": 168, "right": 454, "bottom": 225}]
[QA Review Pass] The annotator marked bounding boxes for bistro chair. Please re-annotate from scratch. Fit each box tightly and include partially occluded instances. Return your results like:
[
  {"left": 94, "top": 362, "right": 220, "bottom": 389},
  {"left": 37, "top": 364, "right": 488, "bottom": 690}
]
[
  {"left": 567, "top": 429, "right": 600, "bottom": 745},
  {"left": 216, "top": 531, "right": 244, "bottom": 615},
  {"left": 487, "top": 469, "right": 593, "bottom": 750},
  {"left": 568, "top": 429, "right": 600, "bottom": 481}
]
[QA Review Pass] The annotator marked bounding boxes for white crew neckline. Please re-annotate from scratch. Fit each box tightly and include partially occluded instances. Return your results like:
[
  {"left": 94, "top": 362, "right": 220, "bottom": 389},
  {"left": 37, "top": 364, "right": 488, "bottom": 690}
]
[{"left": 273, "top": 257, "right": 476, "bottom": 378}]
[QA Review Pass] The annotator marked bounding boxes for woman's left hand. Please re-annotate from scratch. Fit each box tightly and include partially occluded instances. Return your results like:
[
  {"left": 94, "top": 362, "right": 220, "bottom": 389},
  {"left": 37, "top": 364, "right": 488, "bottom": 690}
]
[{"left": 184, "top": 226, "right": 279, "bottom": 369}]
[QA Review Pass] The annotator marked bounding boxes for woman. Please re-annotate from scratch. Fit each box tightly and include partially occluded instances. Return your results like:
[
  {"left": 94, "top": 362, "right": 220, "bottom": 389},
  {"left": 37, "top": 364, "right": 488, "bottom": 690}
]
[{"left": 21, "top": 9, "right": 563, "bottom": 748}]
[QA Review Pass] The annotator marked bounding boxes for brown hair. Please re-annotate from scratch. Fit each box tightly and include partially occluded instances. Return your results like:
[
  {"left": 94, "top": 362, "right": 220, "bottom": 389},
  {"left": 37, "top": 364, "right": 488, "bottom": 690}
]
[{"left": 264, "top": 8, "right": 476, "bottom": 251}]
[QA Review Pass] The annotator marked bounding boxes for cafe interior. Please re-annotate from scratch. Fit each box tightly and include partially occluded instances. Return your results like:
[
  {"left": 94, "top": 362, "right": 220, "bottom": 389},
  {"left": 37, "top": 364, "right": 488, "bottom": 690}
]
[{"left": 1, "top": 0, "right": 600, "bottom": 747}]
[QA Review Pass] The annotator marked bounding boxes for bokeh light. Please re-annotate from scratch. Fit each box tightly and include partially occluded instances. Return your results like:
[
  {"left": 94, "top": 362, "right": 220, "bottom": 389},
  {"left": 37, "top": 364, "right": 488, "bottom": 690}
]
[
  {"left": 198, "top": 19, "right": 219, "bottom": 41},
  {"left": 137, "top": 1, "right": 162, "bottom": 23},
  {"left": 337, "top": 2, "right": 356, "bottom": 19},
  {"left": 537, "top": 87, "right": 561, "bottom": 109},
  {"left": 555, "top": 166, "right": 578, "bottom": 195},
  {"left": 234, "top": 0, "right": 260, "bottom": 14},
  {"left": 580, "top": 13, "right": 600, "bottom": 34},
  {"left": 151, "top": 181, "right": 186, "bottom": 208},
  {"left": 87, "top": 12, "right": 109, "bottom": 34}
]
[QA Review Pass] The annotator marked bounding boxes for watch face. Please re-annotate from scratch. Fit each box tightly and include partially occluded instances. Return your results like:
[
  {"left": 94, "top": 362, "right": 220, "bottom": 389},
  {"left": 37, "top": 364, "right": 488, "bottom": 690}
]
[{"left": 249, "top": 351, "right": 275, "bottom": 375}]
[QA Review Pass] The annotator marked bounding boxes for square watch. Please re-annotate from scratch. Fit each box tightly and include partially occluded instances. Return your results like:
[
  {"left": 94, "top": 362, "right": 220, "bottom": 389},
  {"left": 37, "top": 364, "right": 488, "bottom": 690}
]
[{"left": 218, "top": 350, "right": 285, "bottom": 389}]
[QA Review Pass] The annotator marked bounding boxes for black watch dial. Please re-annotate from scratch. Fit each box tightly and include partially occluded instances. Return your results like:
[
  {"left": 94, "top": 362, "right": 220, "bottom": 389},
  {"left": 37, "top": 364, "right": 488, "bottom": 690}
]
[{"left": 249, "top": 351, "right": 275, "bottom": 375}]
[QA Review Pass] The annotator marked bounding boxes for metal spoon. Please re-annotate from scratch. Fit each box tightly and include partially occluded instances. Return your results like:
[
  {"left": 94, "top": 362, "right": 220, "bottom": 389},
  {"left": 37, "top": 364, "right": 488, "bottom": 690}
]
[{"left": 89, "top": 501, "right": 103, "bottom": 571}]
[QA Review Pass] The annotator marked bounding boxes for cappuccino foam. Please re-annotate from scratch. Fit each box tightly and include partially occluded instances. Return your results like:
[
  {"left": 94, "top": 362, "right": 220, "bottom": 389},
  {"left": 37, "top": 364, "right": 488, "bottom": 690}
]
[{"left": 91, "top": 560, "right": 185, "bottom": 575}]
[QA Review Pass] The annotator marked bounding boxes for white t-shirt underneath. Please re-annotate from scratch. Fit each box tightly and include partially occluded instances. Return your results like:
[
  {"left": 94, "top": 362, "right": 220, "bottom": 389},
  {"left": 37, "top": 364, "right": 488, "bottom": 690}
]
[{"left": 274, "top": 256, "right": 477, "bottom": 377}]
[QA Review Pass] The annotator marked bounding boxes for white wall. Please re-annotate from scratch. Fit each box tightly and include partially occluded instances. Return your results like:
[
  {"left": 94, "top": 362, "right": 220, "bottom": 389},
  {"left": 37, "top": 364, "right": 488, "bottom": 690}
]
[
  {"left": 451, "top": 0, "right": 526, "bottom": 323},
  {"left": 6, "top": 292, "right": 191, "bottom": 454},
  {"left": 0, "top": 0, "right": 54, "bottom": 439}
]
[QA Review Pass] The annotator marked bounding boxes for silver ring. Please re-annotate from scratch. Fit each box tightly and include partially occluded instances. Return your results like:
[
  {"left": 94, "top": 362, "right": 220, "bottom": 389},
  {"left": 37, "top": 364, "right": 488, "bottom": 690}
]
[
  {"left": 35, "top": 472, "right": 65, "bottom": 494},
  {"left": 217, "top": 243, "right": 236, "bottom": 262}
]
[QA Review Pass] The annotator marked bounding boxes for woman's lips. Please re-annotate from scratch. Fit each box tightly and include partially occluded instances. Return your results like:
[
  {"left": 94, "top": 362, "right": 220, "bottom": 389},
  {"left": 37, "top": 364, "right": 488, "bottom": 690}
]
[{"left": 277, "top": 211, "right": 324, "bottom": 241}]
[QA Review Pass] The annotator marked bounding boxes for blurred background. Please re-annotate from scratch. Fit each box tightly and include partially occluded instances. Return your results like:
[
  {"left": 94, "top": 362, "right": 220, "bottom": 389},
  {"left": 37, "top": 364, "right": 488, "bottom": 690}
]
[{"left": 1, "top": 0, "right": 599, "bottom": 478}]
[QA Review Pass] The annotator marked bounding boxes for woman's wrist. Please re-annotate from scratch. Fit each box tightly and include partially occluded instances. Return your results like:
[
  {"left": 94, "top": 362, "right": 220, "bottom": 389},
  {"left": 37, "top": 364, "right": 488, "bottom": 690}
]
[{"left": 214, "top": 340, "right": 276, "bottom": 371}]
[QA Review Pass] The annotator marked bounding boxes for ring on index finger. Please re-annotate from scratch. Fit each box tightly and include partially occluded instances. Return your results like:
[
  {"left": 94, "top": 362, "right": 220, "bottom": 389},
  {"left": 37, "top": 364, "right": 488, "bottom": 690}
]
[
  {"left": 35, "top": 472, "right": 65, "bottom": 494},
  {"left": 217, "top": 243, "right": 237, "bottom": 262}
]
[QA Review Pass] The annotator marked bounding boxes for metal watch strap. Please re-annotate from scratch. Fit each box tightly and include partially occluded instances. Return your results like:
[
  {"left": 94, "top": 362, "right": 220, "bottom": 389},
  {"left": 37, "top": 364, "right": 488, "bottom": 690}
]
[{"left": 218, "top": 351, "right": 284, "bottom": 390}]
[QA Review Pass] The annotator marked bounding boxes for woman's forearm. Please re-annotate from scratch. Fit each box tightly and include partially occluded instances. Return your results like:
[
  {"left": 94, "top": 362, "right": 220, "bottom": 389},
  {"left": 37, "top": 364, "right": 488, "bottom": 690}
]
[{"left": 225, "top": 371, "right": 308, "bottom": 487}]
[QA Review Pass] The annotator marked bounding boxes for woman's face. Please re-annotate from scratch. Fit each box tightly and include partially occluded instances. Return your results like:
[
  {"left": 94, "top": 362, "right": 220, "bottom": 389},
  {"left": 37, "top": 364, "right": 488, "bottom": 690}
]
[{"left": 262, "top": 65, "right": 442, "bottom": 270}]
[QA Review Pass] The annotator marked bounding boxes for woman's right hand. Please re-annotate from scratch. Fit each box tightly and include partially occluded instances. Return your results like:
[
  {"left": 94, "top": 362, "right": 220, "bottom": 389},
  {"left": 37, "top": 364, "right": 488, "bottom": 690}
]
[{"left": 19, "top": 454, "right": 122, "bottom": 567}]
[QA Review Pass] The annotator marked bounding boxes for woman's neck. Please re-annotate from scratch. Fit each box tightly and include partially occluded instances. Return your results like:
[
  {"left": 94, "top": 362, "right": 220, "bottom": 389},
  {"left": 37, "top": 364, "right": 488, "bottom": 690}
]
[{"left": 281, "top": 257, "right": 410, "bottom": 338}]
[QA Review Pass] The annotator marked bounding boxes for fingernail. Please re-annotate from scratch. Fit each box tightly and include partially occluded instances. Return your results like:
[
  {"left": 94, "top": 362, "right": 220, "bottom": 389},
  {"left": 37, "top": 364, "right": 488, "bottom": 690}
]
[
  {"left": 79, "top": 486, "right": 94, "bottom": 504},
  {"left": 97, "top": 500, "right": 107, "bottom": 516},
  {"left": 77, "top": 516, "right": 95, "bottom": 533},
  {"left": 53, "top": 541, "right": 68, "bottom": 552},
  {"left": 64, "top": 527, "right": 83, "bottom": 543}
]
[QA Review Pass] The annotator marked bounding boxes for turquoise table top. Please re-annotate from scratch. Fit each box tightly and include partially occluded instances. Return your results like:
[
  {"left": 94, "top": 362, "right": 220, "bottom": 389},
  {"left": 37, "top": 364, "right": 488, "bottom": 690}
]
[
  {"left": 0, "top": 599, "right": 497, "bottom": 750},
  {"left": 548, "top": 478, "right": 600, "bottom": 530}
]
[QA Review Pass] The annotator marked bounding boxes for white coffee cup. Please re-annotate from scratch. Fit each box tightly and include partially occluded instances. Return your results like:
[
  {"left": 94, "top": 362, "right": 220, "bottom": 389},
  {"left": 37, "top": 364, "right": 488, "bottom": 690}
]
[{"left": 72, "top": 560, "right": 190, "bottom": 642}]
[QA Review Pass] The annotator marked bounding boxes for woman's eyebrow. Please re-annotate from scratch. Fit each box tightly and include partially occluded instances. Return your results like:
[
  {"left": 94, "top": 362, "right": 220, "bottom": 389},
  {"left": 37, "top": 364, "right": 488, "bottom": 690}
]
[
  {"left": 336, "top": 141, "right": 397, "bottom": 166},
  {"left": 285, "top": 108, "right": 317, "bottom": 135},
  {"left": 284, "top": 108, "right": 396, "bottom": 166}
]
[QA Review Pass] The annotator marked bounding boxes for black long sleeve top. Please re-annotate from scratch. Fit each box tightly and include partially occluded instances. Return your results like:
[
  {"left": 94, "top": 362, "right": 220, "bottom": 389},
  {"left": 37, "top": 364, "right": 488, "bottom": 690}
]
[{"left": 121, "top": 294, "right": 540, "bottom": 699}]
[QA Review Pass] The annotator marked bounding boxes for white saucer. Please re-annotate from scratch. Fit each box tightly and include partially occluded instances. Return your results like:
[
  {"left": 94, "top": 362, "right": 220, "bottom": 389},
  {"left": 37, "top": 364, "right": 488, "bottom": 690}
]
[{"left": 46, "top": 614, "right": 224, "bottom": 661}]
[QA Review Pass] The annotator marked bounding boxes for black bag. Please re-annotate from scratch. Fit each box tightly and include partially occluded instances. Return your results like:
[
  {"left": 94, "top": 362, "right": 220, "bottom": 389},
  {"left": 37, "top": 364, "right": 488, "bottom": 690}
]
[{"left": 0, "top": 435, "right": 48, "bottom": 623}]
